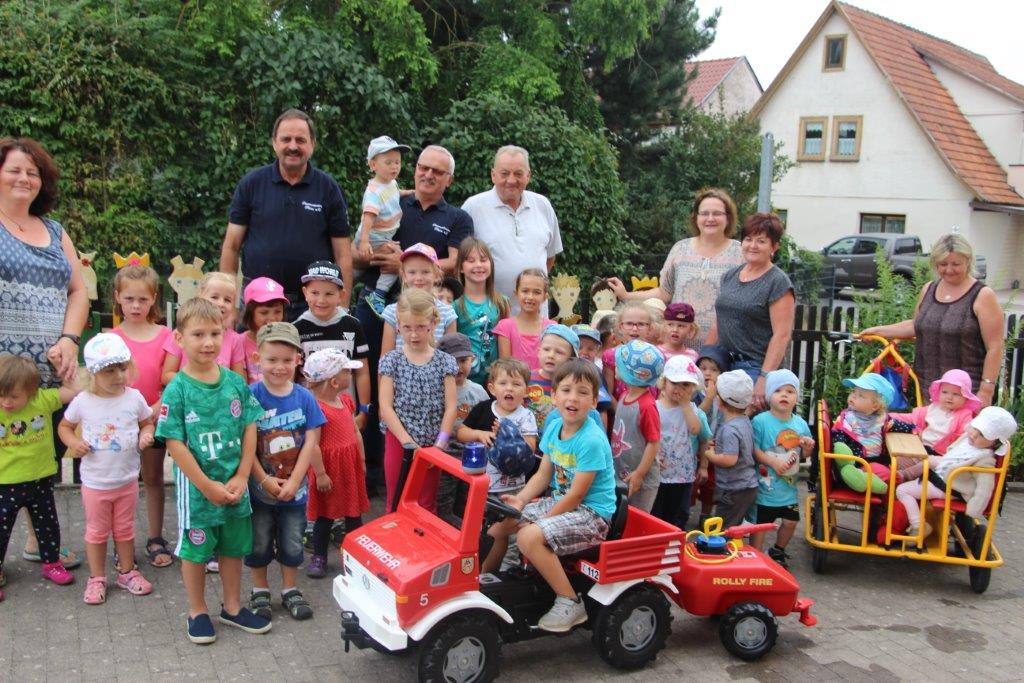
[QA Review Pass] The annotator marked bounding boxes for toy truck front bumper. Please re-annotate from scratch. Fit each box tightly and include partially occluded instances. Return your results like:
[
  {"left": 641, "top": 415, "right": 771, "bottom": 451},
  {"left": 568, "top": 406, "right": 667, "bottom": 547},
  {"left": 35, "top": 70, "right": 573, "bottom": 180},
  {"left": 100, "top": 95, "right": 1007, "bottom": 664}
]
[{"left": 333, "top": 571, "right": 409, "bottom": 652}]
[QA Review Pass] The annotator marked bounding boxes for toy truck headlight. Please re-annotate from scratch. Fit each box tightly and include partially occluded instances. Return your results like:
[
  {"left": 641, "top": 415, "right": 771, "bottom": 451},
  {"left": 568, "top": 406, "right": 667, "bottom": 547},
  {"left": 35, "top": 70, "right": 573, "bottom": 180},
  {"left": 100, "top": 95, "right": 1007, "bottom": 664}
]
[{"left": 430, "top": 563, "right": 451, "bottom": 587}]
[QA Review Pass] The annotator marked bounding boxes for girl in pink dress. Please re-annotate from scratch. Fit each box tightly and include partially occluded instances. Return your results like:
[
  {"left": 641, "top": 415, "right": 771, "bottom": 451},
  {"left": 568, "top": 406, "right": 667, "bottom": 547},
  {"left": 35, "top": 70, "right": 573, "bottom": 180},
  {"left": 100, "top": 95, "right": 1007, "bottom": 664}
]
[
  {"left": 493, "top": 268, "right": 555, "bottom": 373},
  {"left": 110, "top": 265, "right": 174, "bottom": 567},
  {"left": 302, "top": 348, "right": 370, "bottom": 578}
]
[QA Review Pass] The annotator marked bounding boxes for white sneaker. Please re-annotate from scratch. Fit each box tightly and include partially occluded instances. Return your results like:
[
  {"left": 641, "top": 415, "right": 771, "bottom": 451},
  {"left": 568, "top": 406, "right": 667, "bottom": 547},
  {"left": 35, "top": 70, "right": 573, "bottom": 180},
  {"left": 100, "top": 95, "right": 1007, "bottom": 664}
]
[{"left": 537, "top": 595, "right": 587, "bottom": 633}]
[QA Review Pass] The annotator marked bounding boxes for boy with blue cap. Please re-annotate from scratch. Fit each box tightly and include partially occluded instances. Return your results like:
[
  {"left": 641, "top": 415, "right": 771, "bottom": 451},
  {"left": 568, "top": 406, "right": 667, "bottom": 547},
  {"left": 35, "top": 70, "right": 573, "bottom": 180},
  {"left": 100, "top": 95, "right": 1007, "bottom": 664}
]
[
  {"left": 751, "top": 369, "right": 815, "bottom": 565},
  {"left": 526, "top": 324, "right": 579, "bottom": 434},
  {"left": 356, "top": 135, "right": 412, "bottom": 315},
  {"left": 612, "top": 340, "right": 664, "bottom": 512}
]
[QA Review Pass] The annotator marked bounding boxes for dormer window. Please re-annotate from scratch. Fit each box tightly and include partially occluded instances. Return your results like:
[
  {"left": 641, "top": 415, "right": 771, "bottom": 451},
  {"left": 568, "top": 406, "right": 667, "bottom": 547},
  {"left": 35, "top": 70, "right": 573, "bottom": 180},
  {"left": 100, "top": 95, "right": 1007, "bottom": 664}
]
[{"left": 824, "top": 35, "right": 847, "bottom": 71}]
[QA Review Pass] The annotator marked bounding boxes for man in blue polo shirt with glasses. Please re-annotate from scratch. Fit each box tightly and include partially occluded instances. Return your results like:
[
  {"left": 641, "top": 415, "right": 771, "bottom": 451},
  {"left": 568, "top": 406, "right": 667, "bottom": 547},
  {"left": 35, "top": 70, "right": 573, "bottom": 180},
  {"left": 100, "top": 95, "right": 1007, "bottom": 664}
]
[
  {"left": 353, "top": 143, "right": 473, "bottom": 497},
  {"left": 220, "top": 108, "right": 352, "bottom": 317}
]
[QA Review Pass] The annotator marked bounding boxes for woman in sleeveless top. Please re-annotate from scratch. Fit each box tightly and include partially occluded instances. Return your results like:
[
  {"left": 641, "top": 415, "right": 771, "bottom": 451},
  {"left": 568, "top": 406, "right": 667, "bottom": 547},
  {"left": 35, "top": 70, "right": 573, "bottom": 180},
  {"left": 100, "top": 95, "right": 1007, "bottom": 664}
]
[
  {"left": 862, "top": 234, "right": 1003, "bottom": 407},
  {"left": 606, "top": 188, "right": 743, "bottom": 348},
  {"left": 0, "top": 137, "right": 88, "bottom": 569},
  {"left": 0, "top": 138, "right": 88, "bottom": 387}
]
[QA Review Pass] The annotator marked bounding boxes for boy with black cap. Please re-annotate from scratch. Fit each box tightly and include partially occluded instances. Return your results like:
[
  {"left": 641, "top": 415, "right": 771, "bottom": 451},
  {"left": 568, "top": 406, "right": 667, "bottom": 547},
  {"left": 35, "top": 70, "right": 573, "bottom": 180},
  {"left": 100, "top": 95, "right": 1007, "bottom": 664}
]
[
  {"left": 703, "top": 370, "right": 758, "bottom": 528},
  {"left": 293, "top": 260, "right": 372, "bottom": 424}
]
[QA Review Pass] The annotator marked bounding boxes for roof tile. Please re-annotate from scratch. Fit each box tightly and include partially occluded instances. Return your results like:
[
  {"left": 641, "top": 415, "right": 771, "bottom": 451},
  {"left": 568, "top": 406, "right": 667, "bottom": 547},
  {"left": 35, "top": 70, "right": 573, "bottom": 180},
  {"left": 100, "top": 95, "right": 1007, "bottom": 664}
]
[{"left": 683, "top": 58, "right": 742, "bottom": 106}]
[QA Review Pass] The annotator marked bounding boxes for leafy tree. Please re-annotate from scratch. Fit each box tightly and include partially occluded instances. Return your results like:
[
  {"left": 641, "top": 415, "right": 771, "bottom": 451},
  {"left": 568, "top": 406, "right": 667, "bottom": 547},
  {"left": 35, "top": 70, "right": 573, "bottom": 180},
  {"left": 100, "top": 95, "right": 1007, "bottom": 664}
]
[
  {"left": 620, "top": 107, "right": 791, "bottom": 255},
  {"left": 587, "top": 0, "right": 717, "bottom": 136}
]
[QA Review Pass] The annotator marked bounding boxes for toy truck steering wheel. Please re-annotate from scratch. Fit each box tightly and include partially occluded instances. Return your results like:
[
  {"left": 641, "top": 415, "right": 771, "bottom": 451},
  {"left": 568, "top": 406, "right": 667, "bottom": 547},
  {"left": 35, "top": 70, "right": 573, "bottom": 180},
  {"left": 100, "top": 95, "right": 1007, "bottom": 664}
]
[{"left": 485, "top": 495, "right": 522, "bottom": 520}]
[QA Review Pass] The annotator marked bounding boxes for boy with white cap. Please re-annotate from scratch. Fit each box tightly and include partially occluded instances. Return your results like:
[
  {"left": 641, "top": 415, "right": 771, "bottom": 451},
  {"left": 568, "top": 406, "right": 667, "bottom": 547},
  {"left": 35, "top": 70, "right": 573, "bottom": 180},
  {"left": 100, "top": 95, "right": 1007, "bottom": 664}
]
[
  {"left": 895, "top": 406, "right": 1017, "bottom": 540},
  {"left": 650, "top": 355, "right": 712, "bottom": 529},
  {"left": 703, "top": 370, "right": 758, "bottom": 528},
  {"left": 356, "top": 135, "right": 413, "bottom": 315},
  {"left": 751, "top": 369, "right": 815, "bottom": 565}
]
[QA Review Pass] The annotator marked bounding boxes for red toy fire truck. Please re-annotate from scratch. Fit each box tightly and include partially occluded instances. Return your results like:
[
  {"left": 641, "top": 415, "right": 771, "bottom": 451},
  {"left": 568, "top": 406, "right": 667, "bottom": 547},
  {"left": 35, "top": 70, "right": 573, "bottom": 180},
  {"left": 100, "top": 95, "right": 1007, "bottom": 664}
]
[{"left": 334, "top": 447, "right": 815, "bottom": 681}]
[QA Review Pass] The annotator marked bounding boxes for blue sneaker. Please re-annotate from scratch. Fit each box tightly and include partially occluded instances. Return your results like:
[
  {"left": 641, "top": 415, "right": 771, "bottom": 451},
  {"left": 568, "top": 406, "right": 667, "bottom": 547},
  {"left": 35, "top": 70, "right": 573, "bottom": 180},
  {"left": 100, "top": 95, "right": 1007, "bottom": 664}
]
[
  {"left": 218, "top": 606, "right": 272, "bottom": 634},
  {"left": 187, "top": 613, "right": 216, "bottom": 644},
  {"left": 364, "top": 290, "right": 387, "bottom": 318}
]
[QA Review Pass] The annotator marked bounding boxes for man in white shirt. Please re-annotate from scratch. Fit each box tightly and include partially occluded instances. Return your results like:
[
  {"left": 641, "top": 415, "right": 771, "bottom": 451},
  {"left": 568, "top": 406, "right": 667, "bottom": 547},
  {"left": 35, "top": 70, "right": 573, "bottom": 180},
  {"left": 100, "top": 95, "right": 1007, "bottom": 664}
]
[{"left": 462, "top": 146, "right": 563, "bottom": 315}]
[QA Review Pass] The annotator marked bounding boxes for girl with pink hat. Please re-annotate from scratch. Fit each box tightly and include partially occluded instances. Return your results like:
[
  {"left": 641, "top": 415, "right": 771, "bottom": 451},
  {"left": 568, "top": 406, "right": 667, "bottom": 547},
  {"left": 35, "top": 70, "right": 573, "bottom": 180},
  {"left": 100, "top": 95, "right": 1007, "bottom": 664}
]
[{"left": 887, "top": 368, "right": 981, "bottom": 484}]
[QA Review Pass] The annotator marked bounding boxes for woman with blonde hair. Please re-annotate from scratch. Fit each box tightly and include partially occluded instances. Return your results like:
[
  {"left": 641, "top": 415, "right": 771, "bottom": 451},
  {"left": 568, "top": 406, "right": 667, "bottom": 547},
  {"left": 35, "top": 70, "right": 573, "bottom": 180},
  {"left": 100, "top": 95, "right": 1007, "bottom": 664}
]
[{"left": 862, "top": 234, "right": 1004, "bottom": 406}]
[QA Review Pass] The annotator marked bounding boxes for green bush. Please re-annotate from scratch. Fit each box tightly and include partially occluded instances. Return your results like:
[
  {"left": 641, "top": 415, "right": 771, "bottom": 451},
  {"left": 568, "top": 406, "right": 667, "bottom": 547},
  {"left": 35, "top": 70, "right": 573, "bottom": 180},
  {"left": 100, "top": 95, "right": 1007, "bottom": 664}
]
[{"left": 809, "top": 249, "right": 927, "bottom": 412}]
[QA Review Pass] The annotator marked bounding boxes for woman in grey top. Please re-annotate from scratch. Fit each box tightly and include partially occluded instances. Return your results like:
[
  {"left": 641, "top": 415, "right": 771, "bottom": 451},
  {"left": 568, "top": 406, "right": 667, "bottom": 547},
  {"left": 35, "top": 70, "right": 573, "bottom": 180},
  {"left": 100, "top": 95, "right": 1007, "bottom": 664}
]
[
  {"left": 706, "top": 213, "right": 795, "bottom": 411},
  {"left": 0, "top": 137, "right": 88, "bottom": 569}
]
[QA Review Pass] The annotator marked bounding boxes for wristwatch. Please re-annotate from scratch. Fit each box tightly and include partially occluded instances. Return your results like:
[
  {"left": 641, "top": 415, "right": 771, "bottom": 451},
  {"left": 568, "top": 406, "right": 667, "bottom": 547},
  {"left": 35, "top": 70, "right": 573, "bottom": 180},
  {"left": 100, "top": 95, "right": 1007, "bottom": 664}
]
[
  {"left": 59, "top": 333, "right": 81, "bottom": 345},
  {"left": 358, "top": 403, "right": 373, "bottom": 415}
]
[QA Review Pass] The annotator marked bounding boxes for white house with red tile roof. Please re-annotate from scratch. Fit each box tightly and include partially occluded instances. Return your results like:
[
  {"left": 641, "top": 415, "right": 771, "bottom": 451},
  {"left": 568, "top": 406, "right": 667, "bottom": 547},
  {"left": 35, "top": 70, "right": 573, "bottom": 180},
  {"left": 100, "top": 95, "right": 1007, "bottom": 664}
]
[
  {"left": 751, "top": 1, "right": 1024, "bottom": 289},
  {"left": 684, "top": 57, "right": 762, "bottom": 115}
]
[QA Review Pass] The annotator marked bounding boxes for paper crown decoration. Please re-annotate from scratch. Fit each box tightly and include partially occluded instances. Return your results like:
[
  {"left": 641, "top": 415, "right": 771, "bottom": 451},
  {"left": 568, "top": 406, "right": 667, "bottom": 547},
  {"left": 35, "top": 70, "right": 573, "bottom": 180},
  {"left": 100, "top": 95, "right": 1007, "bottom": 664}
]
[
  {"left": 113, "top": 252, "right": 150, "bottom": 268},
  {"left": 631, "top": 275, "right": 659, "bottom": 291}
]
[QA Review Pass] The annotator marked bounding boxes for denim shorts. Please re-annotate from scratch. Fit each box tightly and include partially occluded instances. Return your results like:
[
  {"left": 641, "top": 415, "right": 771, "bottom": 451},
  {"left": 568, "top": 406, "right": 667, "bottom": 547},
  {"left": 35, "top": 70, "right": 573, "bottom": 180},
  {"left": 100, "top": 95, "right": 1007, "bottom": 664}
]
[{"left": 244, "top": 499, "right": 307, "bottom": 568}]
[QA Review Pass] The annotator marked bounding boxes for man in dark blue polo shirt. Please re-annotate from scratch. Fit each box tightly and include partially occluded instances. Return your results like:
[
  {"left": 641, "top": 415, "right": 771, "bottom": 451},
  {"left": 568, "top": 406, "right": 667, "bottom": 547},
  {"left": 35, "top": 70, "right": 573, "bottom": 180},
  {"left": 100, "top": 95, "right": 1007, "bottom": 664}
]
[
  {"left": 353, "top": 144, "right": 473, "bottom": 495},
  {"left": 220, "top": 108, "right": 352, "bottom": 314}
]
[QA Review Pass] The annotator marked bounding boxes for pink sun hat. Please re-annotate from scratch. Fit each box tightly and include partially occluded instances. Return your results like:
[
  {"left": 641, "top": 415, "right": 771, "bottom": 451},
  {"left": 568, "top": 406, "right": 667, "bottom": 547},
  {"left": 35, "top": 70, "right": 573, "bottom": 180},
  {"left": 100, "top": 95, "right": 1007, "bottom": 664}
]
[{"left": 929, "top": 369, "right": 981, "bottom": 414}]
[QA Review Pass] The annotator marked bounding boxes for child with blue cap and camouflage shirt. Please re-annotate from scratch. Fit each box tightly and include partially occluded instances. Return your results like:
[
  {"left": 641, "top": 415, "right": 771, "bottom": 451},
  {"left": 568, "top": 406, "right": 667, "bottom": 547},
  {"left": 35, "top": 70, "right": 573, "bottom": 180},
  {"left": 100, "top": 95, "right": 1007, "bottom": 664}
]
[{"left": 611, "top": 339, "right": 664, "bottom": 512}]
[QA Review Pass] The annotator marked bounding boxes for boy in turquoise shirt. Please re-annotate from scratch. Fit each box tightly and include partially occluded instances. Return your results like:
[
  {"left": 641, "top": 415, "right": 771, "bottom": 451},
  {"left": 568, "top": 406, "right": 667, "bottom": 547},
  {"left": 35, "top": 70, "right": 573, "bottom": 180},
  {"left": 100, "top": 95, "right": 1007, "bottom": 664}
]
[
  {"left": 751, "top": 370, "right": 814, "bottom": 567},
  {"left": 156, "top": 298, "right": 270, "bottom": 644},
  {"left": 485, "top": 358, "right": 616, "bottom": 633}
]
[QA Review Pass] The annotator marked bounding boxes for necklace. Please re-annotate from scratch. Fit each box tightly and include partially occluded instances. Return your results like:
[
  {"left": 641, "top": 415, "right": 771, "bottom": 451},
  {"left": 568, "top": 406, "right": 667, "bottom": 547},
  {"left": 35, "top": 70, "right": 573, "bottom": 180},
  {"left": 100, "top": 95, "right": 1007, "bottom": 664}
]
[{"left": 0, "top": 205, "right": 27, "bottom": 232}]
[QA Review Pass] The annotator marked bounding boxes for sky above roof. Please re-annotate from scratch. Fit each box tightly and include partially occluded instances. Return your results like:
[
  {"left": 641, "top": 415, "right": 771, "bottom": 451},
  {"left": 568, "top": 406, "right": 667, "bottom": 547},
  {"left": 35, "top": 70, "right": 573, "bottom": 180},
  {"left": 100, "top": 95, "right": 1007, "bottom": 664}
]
[{"left": 693, "top": 0, "right": 1024, "bottom": 89}]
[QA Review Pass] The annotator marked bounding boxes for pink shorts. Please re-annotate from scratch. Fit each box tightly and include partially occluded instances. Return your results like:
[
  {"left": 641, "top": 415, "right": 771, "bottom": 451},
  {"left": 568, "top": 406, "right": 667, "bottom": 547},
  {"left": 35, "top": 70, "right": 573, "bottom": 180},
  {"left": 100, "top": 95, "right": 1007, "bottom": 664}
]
[{"left": 81, "top": 482, "right": 139, "bottom": 544}]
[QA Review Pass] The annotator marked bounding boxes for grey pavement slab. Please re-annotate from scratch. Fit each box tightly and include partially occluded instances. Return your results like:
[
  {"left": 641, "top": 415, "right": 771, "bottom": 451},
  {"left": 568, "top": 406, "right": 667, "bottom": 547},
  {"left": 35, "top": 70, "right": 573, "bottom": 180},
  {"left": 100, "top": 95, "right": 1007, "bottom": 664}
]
[{"left": 2, "top": 486, "right": 1022, "bottom": 681}]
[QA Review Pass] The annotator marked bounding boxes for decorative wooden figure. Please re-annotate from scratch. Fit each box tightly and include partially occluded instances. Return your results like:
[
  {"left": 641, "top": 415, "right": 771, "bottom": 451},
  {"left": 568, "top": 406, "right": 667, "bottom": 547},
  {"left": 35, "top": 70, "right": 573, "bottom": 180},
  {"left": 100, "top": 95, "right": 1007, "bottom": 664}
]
[
  {"left": 113, "top": 252, "right": 151, "bottom": 268},
  {"left": 589, "top": 277, "right": 618, "bottom": 327},
  {"left": 631, "top": 275, "right": 659, "bottom": 292},
  {"left": 550, "top": 273, "right": 581, "bottom": 326},
  {"left": 168, "top": 256, "right": 205, "bottom": 306},
  {"left": 78, "top": 251, "right": 98, "bottom": 301}
]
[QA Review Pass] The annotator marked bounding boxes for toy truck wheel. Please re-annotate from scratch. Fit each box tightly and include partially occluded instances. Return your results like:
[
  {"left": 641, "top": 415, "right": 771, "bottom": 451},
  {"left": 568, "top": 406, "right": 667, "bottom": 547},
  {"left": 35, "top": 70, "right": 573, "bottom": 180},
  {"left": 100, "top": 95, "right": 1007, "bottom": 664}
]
[
  {"left": 719, "top": 602, "right": 778, "bottom": 661},
  {"left": 418, "top": 615, "right": 500, "bottom": 683},
  {"left": 592, "top": 585, "right": 672, "bottom": 670},
  {"left": 968, "top": 523, "right": 992, "bottom": 594},
  {"left": 810, "top": 496, "right": 827, "bottom": 574}
]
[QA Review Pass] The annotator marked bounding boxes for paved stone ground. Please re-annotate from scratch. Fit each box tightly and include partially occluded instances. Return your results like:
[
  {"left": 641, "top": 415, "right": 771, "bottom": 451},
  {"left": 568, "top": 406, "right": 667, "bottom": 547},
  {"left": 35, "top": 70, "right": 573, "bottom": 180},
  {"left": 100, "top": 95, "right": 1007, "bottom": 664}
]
[{"left": 2, "top": 485, "right": 1022, "bottom": 682}]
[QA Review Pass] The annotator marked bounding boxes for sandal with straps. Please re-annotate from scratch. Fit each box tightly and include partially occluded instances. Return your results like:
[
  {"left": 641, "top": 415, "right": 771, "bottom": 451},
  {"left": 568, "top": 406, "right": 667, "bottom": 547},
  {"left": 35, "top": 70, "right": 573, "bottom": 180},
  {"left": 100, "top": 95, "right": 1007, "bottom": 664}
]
[
  {"left": 145, "top": 537, "right": 174, "bottom": 568},
  {"left": 281, "top": 589, "right": 313, "bottom": 620},
  {"left": 84, "top": 576, "right": 107, "bottom": 605}
]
